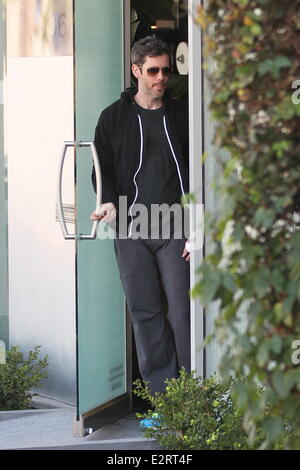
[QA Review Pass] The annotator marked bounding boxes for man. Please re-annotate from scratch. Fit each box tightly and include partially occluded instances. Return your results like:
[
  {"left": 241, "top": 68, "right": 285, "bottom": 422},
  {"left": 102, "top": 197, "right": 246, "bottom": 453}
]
[{"left": 91, "top": 36, "right": 190, "bottom": 396}]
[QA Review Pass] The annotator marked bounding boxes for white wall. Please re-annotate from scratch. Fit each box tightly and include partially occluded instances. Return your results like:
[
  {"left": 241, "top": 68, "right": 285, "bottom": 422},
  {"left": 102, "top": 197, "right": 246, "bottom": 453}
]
[{"left": 7, "top": 56, "right": 77, "bottom": 403}]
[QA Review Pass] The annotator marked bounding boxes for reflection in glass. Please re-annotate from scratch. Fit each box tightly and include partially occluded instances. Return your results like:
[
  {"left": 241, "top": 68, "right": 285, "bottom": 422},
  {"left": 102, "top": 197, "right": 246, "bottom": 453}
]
[{"left": 7, "top": 0, "right": 73, "bottom": 58}]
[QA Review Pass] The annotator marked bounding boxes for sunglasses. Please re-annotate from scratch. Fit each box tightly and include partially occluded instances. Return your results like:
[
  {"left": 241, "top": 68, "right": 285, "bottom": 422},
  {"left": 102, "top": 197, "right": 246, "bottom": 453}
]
[{"left": 139, "top": 66, "right": 172, "bottom": 77}]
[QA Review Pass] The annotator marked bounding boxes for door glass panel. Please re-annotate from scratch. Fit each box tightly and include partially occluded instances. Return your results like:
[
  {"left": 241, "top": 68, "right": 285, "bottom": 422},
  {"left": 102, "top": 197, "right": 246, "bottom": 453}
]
[{"left": 74, "top": 0, "right": 126, "bottom": 416}]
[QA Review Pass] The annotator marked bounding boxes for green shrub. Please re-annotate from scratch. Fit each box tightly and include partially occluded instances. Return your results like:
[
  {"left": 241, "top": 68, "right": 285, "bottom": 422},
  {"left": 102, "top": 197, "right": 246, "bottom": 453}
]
[
  {"left": 0, "top": 345, "right": 48, "bottom": 411},
  {"left": 193, "top": 0, "right": 300, "bottom": 449},
  {"left": 133, "top": 369, "right": 265, "bottom": 450}
]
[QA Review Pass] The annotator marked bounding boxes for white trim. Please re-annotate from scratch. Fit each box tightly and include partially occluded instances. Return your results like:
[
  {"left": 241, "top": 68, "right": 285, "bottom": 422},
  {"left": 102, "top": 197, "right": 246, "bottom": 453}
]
[{"left": 188, "top": 0, "right": 204, "bottom": 376}]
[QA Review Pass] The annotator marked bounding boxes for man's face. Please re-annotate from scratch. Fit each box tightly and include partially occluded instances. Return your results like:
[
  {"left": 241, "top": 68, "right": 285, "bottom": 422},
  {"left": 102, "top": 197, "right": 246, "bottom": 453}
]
[{"left": 132, "top": 54, "right": 171, "bottom": 100}]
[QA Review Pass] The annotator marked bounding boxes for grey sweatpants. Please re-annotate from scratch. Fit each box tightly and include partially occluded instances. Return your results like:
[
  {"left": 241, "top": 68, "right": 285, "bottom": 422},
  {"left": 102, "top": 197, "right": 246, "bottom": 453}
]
[{"left": 114, "top": 236, "right": 191, "bottom": 395}]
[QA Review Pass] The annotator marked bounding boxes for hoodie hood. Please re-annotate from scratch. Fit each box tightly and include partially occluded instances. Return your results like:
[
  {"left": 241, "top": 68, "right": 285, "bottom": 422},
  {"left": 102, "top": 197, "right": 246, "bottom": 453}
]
[{"left": 121, "top": 87, "right": 137, "bottom": 102}]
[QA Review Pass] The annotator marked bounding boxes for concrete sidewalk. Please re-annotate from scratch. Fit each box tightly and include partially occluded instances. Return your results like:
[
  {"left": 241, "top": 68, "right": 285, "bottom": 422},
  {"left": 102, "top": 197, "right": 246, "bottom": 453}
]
[{"left": 0, "top": 398, "right": 162, "bottom": 450}]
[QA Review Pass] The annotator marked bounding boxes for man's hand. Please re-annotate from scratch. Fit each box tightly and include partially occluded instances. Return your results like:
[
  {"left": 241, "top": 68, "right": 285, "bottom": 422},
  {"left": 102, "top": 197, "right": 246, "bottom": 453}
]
[
  {"left": 182, "top": 240, "right": 190, "bottom": 262},
  {"left": 90, "top": 202, "right": 117, "bottom": 224}
]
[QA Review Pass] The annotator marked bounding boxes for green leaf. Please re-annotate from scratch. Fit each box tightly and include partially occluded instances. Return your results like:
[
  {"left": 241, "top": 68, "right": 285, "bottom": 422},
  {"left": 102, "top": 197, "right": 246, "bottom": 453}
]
[
  {"left": 282, "top": 296, "right": 295, "bottom": 314},
  {"left": 235, "top": 64, "right": 255, "bottom": 77},
  {"left": 200, "top": 271, "right": 222, "bottom": 304},
  {"left": 269, "top": 336, "right": 282, "bottom": 354},
  {"left": 283, "top": 369, "right": 300, "bottom": 392},
  {"left": 215, "top": 89, "right": 231, "bottom": 103},
  {"left": 258, "top": 56, "right": 292, "bottom": 78},
  {"left": 182, "top": 192, "right": 197, "bottom": 204},
  {"left": 272, "top": 370, "right": 288, "bottom": 398},
  {"left": 253, "top": 207, "right": 275, "bottom": 229},
  {"left": 270, "top": 270, "right": 285, "bottom": 292},
  {"left": 223, "top": 272, "right": 236, "bottom": 292},
  {"left": 256, "top": 342, "right": 269, "bottom": 367},
  {"left": 275, "top": 56, "right": 292, "bottom": 68},
  {"left": 253, "top": 267, "right": 271, "bottom": 296},
  {"left": 283, "top": 313, "right": 293, "bottom": 328},
  {"left": 250, "top": 23, "right": 262, "bottom": 36},
  {"left": 272, "top": 140, "right": 291, "bottom": 158},
  {"left": 263, "top": 416, "right": 285, "bottom": 443},
  {"left": 231, "top": 382, "right": 249, "bottom": 409},
  {"left": 274, "top": 302, "right": 284, "bottom": 323}
]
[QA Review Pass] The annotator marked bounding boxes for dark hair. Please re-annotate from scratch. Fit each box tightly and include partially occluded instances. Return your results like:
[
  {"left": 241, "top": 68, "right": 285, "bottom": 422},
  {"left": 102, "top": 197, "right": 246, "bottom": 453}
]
[{"left": 131, "top": 35, "right": 171, "bottom": 66}]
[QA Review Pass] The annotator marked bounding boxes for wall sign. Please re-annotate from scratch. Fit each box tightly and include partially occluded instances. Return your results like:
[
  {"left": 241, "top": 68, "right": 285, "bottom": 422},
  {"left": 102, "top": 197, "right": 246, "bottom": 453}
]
[{"left": 7, "top": 0, "right": 73, "bottom": 57}]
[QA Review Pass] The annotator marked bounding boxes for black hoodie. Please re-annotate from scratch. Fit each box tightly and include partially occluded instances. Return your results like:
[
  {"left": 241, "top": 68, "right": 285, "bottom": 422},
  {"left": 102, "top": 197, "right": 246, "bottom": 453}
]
[{"left": 92, "top": 88, "right": 189, "bottom": 231}]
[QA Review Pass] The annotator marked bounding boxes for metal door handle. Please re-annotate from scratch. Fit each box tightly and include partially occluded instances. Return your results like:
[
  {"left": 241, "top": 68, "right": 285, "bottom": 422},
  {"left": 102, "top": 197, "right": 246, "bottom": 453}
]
[
  {"left": 57, "top": 141, "right": 76, "bottom": 240},
  {"left": 57, "top": 141, "right": 102, "bottom": 240}
]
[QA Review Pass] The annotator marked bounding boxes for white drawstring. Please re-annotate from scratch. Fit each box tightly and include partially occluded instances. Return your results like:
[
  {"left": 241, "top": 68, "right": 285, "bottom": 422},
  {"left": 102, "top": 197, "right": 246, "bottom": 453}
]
[
  {"left": 128, "top": 114, "right": 144, "bottom": 238},
  {"left": 128, "top": 113, "right": 189, "bottom": 238}
]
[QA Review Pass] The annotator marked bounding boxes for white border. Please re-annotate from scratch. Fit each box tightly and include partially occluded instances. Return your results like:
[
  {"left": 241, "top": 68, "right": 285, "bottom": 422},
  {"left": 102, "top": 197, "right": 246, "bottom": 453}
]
[{"left": 189, "top": 0, "right": 204, "bottom": 376}]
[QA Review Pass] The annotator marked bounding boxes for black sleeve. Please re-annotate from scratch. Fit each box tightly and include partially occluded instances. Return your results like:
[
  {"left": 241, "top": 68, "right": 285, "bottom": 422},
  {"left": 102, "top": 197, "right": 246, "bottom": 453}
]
[{"left": 92, "top": 112, "right": 118, "bottom": 207}]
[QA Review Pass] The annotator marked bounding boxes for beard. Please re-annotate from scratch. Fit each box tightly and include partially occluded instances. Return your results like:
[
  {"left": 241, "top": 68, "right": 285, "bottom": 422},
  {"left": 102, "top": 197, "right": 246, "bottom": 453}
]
[{"left": 143, "top": 81, "right": 166, "bottom": 100}]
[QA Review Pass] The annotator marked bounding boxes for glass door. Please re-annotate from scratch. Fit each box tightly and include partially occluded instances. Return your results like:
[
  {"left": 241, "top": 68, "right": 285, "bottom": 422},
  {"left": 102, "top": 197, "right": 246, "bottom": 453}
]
[{"left": 73, "top": 0, "right": 129, "bottom": 435}]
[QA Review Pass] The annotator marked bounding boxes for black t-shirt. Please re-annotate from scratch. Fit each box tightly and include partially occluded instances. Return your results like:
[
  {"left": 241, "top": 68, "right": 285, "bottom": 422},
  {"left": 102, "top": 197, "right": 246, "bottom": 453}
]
[
  {"left": 135, "top": 104, "right": 182, "bottom": 208},
  {"left": 131, "top": 104, "right": 183, "bottom": 237}
]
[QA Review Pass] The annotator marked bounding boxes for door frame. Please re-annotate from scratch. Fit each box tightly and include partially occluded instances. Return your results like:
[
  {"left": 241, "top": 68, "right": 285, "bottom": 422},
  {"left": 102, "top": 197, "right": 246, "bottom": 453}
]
[
  {"left": 123, "top": 0, "right": 205, "bottom": 379},
  {"left": 188, "top": 0, "right": 204, "bottom": 376},
  {"left": 75, "top": 0, "right": 206, "bottom": 435}
]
